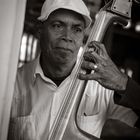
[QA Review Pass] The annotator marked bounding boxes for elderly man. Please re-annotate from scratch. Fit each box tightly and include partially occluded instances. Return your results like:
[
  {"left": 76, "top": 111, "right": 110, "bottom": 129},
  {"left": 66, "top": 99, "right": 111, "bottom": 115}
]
[{"left": 8, "top": 0, "right": 138, "bottom": 139}]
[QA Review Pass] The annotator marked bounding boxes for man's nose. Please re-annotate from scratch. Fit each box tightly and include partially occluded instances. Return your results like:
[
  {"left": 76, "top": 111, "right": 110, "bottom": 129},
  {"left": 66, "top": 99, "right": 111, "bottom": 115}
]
[{"left": 62, "top": 27, "right": 73, "bottom": 42}]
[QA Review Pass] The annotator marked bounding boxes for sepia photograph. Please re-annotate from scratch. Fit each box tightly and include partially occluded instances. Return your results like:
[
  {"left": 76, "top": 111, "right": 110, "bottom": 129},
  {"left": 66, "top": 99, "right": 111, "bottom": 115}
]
[{"left": 0, "top": 0, "right": 140, "bottom": 139}]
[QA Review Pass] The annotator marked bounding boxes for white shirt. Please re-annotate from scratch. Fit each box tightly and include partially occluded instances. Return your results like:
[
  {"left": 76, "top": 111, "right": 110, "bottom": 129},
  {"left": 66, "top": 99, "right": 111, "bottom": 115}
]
[{"left": 9, "top": 56, "right": 138, "bottom": 140}]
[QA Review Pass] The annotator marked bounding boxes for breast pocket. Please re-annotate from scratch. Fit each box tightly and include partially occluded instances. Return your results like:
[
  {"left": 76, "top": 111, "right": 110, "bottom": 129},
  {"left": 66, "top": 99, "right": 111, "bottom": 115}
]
[
  {"left": 8, "top": 115, "right": 36, "bottom": 140},
  {"left": 77, "top": 94, "right": 105, "bottom": 138},
  {"left": 79, "top": 114, "right": 105, "bottom": 138},
  {"left": 78, "top": 94, "right": 100, "bottom": 117}
]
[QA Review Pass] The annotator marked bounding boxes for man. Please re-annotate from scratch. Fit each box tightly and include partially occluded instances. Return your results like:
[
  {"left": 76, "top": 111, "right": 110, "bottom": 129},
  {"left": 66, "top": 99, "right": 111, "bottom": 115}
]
[{"left": 8, "top": 0, "right": 138, "bottom": 139}]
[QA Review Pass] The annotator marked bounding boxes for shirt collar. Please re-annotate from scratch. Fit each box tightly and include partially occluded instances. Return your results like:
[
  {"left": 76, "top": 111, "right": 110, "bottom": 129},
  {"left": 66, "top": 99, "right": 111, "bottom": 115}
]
[
  {"left": 32, "top": 47, "right": 83, "bottom": 85},
  {"left": 32, "top": 55, "right": 55, "bottom": 85}
]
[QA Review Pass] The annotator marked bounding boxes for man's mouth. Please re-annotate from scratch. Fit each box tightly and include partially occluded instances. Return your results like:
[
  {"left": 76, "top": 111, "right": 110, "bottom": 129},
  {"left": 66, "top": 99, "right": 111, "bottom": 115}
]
[{"left": 55, "top": 47, "right": 73, "bottom": 53}]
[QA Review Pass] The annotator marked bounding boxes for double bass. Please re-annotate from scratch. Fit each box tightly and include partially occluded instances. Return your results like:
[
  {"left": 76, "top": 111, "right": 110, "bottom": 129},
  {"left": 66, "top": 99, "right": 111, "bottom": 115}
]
[{"left": 48, "top": 0, "right": 133, "bottom": 139}]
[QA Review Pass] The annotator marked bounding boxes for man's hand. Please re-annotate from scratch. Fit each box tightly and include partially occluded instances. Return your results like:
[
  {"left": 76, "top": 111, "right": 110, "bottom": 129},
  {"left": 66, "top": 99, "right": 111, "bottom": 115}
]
[{"left": 79, "top": 41, "right": 128, "bottom": 91}]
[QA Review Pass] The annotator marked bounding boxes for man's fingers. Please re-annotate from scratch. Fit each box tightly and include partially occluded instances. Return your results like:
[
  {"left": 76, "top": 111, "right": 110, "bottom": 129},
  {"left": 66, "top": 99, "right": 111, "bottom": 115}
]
[
  {"left": 78, "top": 72, "right": 100, "bottom": 80},
  {"left": 92, "top": 41, "right": 107, "bottom": 55},
  {"left": 84, "top": 52, "right": 97, "bottom": 63},
  {"left": 84, "top": 51, "right": 102, "bottom": 64},
  {"left": 87, "top": 41, "right": 108, "bottom": 57},
  {"left": 81, "top": 61, "right": 98, "bottom": 71}
]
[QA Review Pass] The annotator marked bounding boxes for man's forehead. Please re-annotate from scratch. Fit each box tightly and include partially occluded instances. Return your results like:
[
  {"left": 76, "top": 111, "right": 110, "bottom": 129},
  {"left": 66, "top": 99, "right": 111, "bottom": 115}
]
[{"left": 47, "top": 9, "right": 86, "bottom": 26}]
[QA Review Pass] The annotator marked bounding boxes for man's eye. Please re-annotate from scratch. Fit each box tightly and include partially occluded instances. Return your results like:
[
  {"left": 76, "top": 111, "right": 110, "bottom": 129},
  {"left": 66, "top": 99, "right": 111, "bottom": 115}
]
[
  {"left": 52, "top": 23, "right": 63, "bottom": 31},
  {"left": 73, "top": 27, "right": 83, "bottom": 33}
]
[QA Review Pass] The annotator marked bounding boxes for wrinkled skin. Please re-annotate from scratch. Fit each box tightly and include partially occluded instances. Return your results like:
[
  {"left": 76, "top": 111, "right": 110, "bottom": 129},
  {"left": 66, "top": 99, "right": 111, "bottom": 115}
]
[
  {"left": 79, "top": 41, "right": 128, "bottom": 91},
  {"left": 39, "top": 9, "right": 85, "bottom": 81},
  {"left": 39, "top": 8, "right": 128, "bottom": 91}
]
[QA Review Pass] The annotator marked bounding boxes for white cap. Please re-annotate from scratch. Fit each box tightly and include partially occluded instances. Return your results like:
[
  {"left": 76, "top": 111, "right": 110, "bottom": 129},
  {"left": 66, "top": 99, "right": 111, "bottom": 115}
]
[{"left": 38, "top": 0, "right": 92, "bottom": 28}]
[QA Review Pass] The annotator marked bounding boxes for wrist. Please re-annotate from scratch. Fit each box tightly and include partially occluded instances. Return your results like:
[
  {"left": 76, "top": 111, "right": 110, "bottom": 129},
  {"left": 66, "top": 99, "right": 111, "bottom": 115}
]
[{"left": 120, "top": 73, "right": 128, "bottom": 91}]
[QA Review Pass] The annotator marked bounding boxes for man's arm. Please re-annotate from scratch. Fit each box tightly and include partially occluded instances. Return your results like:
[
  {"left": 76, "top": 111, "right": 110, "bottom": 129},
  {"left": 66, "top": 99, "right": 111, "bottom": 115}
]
[
  {"left": 101, "top": 119, "right": 140, "bottom": 140},
  {"left": 79, "top": 41, "right": 140, "bottom": 111},
  {"left": 114, "top": 77, "right": 140, "bottom": 111},
  {"left": 79, "top": 41, "right": 140, "bottom": 139}
]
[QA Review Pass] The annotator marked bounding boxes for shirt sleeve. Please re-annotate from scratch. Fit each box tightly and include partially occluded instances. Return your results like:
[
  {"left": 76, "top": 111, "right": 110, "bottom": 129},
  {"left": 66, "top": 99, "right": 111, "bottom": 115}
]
[
  {"left": 114, "top": 77, "right": 140, "bottom": 110},
  {"left": 107, "top": 92, "right": 138, "bottom": 127}
]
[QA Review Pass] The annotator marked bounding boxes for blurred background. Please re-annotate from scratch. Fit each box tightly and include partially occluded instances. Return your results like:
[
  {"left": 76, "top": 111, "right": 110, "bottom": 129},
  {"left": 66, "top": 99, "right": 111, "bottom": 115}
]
[{"left": 19, "top": 0, "right": 140, "bottom": 83}]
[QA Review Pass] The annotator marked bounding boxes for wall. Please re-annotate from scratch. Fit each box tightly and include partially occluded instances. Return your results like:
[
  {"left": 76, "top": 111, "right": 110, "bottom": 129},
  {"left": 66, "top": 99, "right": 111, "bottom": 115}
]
[{"left": 0, "top": 0, "right": 26, "bottom": 139}]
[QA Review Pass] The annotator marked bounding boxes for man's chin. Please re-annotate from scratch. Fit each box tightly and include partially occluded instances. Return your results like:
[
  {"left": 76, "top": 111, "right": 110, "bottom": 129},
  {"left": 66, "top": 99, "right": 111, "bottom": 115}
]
[
  {"left": 56, "top": 57, "right": 70, "bottom": 64},
  {"left": 55, "top": 50, "right": 73, "bottom": 59},
  {"left": 54, "top": 55, "right": 74, "bottom": 65},
  {"left": 55, "top": 47, "right": 72, "bottom": 54}
]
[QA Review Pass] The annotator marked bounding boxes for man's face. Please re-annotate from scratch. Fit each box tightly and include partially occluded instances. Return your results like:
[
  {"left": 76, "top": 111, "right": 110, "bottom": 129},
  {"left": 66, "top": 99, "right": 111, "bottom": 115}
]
[{"left": 40, "top": 9, "right": 85, "bottom": 65}]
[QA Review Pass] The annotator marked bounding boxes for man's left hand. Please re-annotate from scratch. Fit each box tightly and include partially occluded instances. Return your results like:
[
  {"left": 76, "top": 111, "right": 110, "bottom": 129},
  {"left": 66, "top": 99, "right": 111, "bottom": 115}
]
[{"left": 79, "top": 41, "right": 128, "bottom": 91}]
